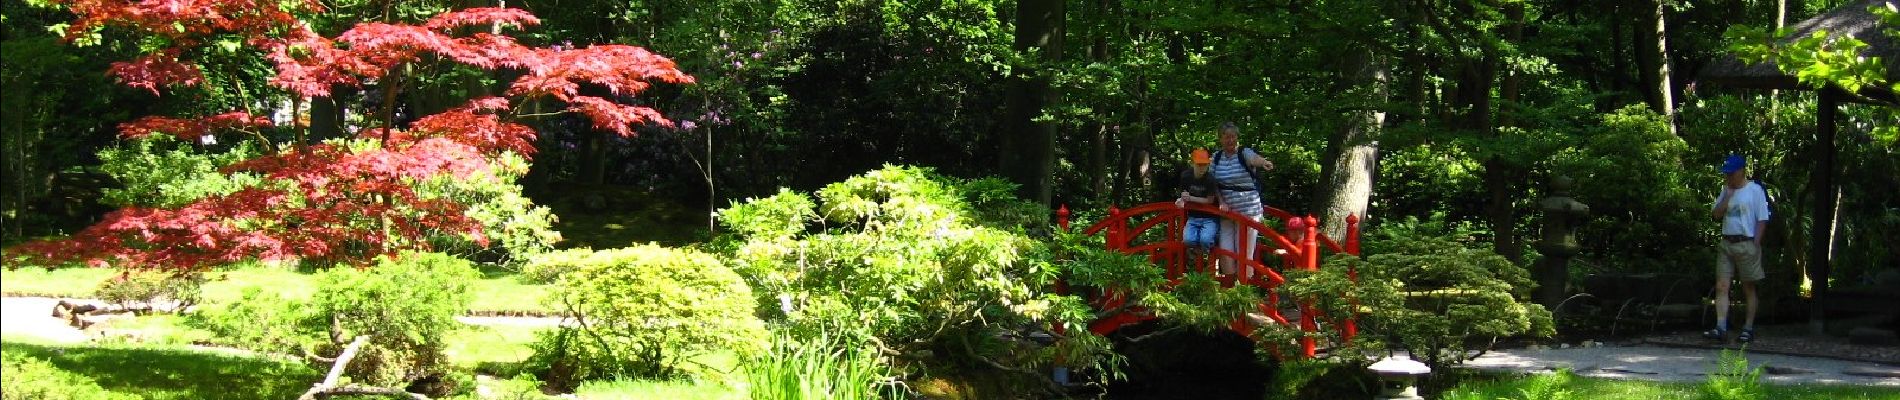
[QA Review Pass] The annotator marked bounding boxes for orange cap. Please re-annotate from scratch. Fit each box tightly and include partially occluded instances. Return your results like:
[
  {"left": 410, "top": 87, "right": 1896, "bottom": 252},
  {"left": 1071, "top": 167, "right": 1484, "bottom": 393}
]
[{"left": 1190, "top": 148, "right": 1211, "bottom": 164}]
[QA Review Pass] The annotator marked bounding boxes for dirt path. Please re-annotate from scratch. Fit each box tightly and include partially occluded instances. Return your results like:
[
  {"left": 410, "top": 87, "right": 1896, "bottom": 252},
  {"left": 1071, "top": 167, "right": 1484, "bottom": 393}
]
[{"left": 1446, "top": 343, "right": 1900, "bottom": 386}]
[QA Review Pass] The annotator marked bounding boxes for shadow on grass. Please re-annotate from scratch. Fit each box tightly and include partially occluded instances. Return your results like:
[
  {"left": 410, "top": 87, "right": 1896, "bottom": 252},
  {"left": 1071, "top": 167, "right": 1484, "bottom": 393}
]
[{"left": 2, "top": 342, "right": 320, "bottom": 400}]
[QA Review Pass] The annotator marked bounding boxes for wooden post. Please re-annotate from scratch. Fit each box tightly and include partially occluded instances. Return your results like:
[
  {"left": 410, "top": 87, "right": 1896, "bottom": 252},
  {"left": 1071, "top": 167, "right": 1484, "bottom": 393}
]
[
  {"left": 1344, "top": 214, "right": 1360, "bottom": 342},
  {"left": 1057, "top": 204, "right": 1071, "bottom": 232},
  {"left": 1808, "top": 87, "right": 1839, "bottom": 336},
  {"left": 1300, "top": 215, "right": 1320, "bottom": 358}
]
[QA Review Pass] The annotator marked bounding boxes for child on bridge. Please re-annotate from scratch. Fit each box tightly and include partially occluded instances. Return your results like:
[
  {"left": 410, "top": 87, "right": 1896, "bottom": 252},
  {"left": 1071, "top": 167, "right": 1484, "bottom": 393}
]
[{"left": 1176, "top": 148, "right": 1221, "bottom": 265}]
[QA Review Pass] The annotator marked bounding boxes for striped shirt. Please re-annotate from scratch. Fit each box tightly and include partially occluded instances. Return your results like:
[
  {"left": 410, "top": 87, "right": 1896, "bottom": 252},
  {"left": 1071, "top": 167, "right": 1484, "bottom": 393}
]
[{"left": 1211, "top": 148, "right": 1264, "bottom": 217}]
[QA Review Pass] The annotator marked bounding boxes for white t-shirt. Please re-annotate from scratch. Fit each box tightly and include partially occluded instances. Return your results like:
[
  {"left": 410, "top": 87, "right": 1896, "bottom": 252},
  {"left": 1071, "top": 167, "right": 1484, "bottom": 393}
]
[{"left": 1712, "top": 182, "right": 1771, "bottom": 238}]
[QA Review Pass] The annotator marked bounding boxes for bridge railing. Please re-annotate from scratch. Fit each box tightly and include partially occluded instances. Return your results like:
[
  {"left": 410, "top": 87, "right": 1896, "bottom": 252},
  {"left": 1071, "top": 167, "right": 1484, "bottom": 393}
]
[{"left": 1057, "top": 202, "right": 1361, "bottom": 359}]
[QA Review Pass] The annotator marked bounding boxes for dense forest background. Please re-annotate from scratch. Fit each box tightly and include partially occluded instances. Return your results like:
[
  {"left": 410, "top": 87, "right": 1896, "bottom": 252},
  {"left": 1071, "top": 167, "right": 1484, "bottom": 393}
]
[{"left": 3, "top": 0, "right": 1895, "bottom": 293}]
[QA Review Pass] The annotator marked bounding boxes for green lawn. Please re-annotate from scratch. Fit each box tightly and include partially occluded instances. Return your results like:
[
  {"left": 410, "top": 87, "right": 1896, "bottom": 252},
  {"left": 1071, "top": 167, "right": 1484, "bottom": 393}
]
[
  {"left": 1443, "top": 370, "right": 1900, "bottom": 400},
  {"left": 3, "top": 261, "right": 555, "bottom": 315},
  {"left": 1, "top": 337, "right": 320, "bottom": 400}
]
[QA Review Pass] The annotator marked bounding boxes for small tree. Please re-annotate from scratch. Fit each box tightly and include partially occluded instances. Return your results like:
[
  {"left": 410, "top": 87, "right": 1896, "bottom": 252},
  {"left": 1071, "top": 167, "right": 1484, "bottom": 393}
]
[
  {"left": 718, "top": 165, "right": 1127, "bottom": 387},
  {"left": 1285, "top": 219, "right": 1555, "bottom": 370},
  {"left": 7, "top": 2, "right": 690, "bottom": 270}
]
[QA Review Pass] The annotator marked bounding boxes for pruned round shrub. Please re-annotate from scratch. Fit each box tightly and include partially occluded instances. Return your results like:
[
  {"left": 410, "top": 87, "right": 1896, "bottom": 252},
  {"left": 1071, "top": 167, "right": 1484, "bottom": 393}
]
[
  {"left": 517, "top": 247, "right": 597, "bottom": 284},
  {"left": 94, "top": 270, "right": 204, "bottom": 314},
  {"left": 311, "top": 251, "right": 480, "bottom": 391},
  {"left": 529, "top": 245, "right": 765, "bottom": 388}
]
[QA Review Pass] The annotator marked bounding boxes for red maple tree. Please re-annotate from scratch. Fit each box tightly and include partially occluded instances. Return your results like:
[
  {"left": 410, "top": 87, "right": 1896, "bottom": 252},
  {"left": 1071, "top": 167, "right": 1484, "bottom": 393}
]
[{"left": 9, "top": 3, "right": 691, "bottom": 270}]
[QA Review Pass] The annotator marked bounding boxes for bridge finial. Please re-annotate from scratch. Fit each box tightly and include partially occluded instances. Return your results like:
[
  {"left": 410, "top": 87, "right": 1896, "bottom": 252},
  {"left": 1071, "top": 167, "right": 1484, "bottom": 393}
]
[{"left": 1057, "top": 204, "right": 1071, "bottom": 231}]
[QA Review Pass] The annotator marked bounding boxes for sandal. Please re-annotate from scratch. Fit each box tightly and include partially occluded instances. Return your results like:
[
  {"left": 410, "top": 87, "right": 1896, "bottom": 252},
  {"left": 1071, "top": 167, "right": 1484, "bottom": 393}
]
[
  {"left": 1738, "top": 328, "right": 1755, "bottom": 343},
  {"left": 1702, "top": 328, "right": 1726, "bottom": 340}
]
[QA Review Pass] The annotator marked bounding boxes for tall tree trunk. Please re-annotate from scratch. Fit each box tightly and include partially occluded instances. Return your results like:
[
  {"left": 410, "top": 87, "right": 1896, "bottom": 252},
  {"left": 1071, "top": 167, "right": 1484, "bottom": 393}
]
[
  {"left": 1086, "top": 0, "right": 1112, "bottom": 201},
  {"left": 1467, "top": 28, "right": 1515, "bottom": 262},
  {"left": 1634, "top": 0, "right": 1677, "bottom": 135},
  {"left": 1001, "top": 0, "right": 1064, "bottom": 207},
  {"left": 1609, "top": 1, "right": 1626, "bottom": 98},
  {"left": 1315, "top": 48, "right": 1387, "bottom": 240}
]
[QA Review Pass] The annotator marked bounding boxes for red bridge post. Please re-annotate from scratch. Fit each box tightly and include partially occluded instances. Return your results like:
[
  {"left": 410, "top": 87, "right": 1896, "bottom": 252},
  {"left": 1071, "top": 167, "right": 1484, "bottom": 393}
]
[
  {"left": 1343, "top": 214, "right": 1360, "bottom": 343},
  {"left": 1057, "top": 204, "right": 1071, "bottom": 232}
]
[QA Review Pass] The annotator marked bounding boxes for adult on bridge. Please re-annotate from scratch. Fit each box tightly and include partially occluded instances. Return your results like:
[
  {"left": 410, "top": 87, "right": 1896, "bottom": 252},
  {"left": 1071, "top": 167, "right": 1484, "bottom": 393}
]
[{"left": 1210, "top": 122, "right": 1275, "bottom": 278}]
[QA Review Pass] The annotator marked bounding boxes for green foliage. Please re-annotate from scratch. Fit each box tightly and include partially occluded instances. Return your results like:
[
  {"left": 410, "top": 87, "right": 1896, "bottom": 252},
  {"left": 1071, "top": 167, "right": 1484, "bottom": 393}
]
[
  {"left": 93, "top": 270, "right": 204, "bottom": 313},
  {"left": 0, "top": 341, "right": 322, "bottom": 400},
  {"left": 1288, "top": 221, "right": 1554, "bottom": 370},
  {"left": 414, "top": 151, "right": 562, "bottom": 266},
  {"left": 96, "top": 136, "right": 264, "bottom": 208},
  {"left": 718, "top": 165, "right": 1121, "bottom": 386},
  {"left": 531, "top": 245, "right": 766, "bottom": 386},
  {"left": 1550, "top": 105, "right": 1707, "bottom": 268},
  {"left": 515, "top": 247, "right": 596, "bottom": 284},
  {"left": 743, "top": 330, "right": 902, "bottom": 400},
  {"left": 1703, "top": 349, "right": 1766, "bottom": 400},
  {"left": 1443, "top": 370, "right": 1577, "bottom": 400},
  {"left": 188, "top": 286, "right": 317, "bottom": 355},
  {"left": 1, "top": 351, "right": 138, "bottom": 400},
  {"left": 310, "top": 251, "right": 480, "bottom": 387},
  {"left": 1263, "top": 360, "right": 1379, "bottom": 400}
]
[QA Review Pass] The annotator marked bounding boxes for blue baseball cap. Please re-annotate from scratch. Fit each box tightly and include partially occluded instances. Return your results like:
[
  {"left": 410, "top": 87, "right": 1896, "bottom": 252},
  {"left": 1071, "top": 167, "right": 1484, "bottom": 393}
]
[{"left": 1719, "top": 154, "right": 1745, "bottom": 174}]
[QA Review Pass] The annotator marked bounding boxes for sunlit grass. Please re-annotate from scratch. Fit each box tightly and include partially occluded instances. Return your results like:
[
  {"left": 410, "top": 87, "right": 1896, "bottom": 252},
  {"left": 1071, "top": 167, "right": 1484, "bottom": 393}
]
[
  {"left": 1443, "top": 370, "right": 1900, "bottom": 400},
  {"left": 1, "top": 266, "right": 115, "bottom": 297},
  {"left": 573, "top": 378, "right": 742, "bottom": 400},
  {"left": 0, "top": 338, "right": 319, "bottom": 400},
  {"left": 4, "top": 260, "right": 556, "bottom": 314}
]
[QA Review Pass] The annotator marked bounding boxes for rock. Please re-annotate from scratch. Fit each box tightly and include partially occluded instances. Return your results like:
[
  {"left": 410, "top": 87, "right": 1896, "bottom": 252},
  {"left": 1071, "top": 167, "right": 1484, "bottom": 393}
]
[
  {"left": 1762, "top": 365, "right": 1816, "bottom": 375},
  {"left": 1843, "top": 366, "right": 1900, "bottom": 378},
  {"left": 1848, "top": 327, "right": 1898, "bottom": 346}
]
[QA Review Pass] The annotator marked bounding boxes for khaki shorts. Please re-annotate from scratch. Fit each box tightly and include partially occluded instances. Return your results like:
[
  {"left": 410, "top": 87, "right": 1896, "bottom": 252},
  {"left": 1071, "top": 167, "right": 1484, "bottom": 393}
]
[{"left": 1717, "top": 240, "right": 1765, "bottom": 282}]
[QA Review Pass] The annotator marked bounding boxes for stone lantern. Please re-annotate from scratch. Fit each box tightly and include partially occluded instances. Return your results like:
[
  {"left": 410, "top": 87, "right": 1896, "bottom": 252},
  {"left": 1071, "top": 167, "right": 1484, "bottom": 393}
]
[{"left": 1368, "top": 355, "right": 1431, "bottom": 400}]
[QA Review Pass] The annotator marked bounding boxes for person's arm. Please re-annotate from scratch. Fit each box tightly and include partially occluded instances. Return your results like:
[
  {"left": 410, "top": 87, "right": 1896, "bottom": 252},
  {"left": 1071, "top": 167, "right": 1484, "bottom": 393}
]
[
  {"left": 1711, "top": 186, "right": 1732, "bottom": 220},
  {"left": 1244, "top": 150, "right": 1275, "bottom": 171},
  {"left": 1754, "top": 185, "right": 1771, "bottom": 245}
]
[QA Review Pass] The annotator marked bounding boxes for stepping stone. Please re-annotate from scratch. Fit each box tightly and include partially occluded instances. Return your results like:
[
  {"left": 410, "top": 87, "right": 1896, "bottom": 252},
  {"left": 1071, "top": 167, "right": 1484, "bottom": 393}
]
[
  {"left": 1848, "top": 327, "right": 1898, "bottom": 346},
  {"left": 1843, "top": 366, "right": 1900, "bottom": 378},
  {"left": 1762, "top": 365, "right": 1816, "bottom": 375}
]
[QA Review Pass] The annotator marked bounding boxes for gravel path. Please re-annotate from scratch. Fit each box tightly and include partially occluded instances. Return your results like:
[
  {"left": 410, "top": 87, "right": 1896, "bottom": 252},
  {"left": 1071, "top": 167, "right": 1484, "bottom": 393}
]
[
  {"left": 0, "top": 297, "right": 89, "bottom": 343},
  {"left": 1459, "top": 344, "right": 1900, "bottom": 386}
]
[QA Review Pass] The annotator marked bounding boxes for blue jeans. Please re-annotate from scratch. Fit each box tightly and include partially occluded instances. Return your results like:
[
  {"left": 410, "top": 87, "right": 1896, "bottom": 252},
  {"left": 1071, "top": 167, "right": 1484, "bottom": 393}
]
[{"left": 1184, "top": 217, "right": 1218, "bottom": 250}]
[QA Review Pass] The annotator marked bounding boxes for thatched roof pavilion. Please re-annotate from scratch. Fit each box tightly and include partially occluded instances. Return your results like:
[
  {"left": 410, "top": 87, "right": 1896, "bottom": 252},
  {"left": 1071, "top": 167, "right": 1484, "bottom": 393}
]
[
  {"left": 1696, "top": 0, "right": 1897, "bottom": 335},
  {"left": 1700, "top": 0, "right": 1898, "bottom": 104}
]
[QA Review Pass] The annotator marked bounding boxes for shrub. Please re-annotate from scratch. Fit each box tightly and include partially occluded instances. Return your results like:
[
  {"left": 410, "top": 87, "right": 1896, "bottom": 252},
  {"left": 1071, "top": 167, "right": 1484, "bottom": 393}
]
[
  {"left": 1285, "top": 219, "right": 1554, "bottom": 370},
  {"left": 719, "top": 165, "right": 1127, "bottom": 388},
  {"left": 188, "top": 286, "right": 318, "bottom": 355},
  {"left": 93, "top": 270, "right": 204, "bottom": 313},
  {"left": 516, "top": 247, "right": 598, "bottom": 284},
  {"left": 1, "top": 351, "right": 138, "bottom": 400},
  {"left": 309, "top": 251, "right": 480, "bottom": 390},
  {"left": 95, "top": 135, "right": 262, "bottom": 209},
  {"left": 529, "top": 245, "right": 765, "bottom": 387},
  {"left": 415, "top": 152, "right": 562, "bottom": 266}
]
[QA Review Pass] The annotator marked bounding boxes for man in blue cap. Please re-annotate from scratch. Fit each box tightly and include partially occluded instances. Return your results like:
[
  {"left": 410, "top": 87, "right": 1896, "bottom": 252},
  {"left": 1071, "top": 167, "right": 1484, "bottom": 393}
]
[{"left": 1706, "top": 154, "right": 1771, "bottom": 343}]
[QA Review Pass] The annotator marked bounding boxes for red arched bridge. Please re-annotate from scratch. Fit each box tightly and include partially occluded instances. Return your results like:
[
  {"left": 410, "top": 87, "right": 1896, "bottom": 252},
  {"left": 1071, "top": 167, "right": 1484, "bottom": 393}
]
[{"left": 1055, "top": 201, "right": 1361, "bottom": 359}]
